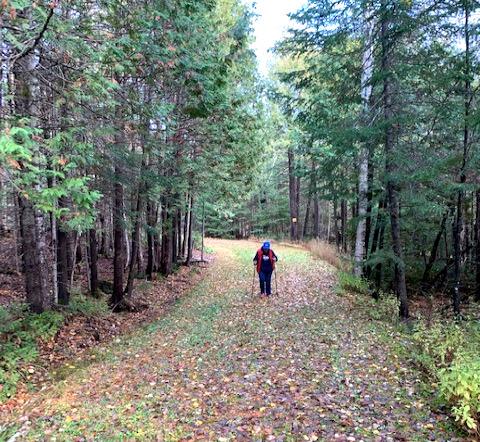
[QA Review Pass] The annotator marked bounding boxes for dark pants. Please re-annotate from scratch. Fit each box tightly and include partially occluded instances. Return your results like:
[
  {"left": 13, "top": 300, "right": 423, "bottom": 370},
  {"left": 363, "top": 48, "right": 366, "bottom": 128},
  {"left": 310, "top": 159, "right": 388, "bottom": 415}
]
[{"left": 259, "top": 271, "right": 273, "bottom": 295}]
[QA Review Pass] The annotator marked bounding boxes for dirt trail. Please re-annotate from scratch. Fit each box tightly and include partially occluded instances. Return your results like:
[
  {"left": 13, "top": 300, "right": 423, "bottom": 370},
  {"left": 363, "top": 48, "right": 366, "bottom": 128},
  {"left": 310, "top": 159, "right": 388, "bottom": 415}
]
[{"left": 0, "top": 239, "right": 461, "bottom": 441}]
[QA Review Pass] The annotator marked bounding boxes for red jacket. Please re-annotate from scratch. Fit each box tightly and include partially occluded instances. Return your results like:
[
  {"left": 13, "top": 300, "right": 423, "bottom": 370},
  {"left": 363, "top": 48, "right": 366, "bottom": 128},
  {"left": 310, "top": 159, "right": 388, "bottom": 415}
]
[{"left": 255, "top": 248, "right": 276, "bottom": 273}]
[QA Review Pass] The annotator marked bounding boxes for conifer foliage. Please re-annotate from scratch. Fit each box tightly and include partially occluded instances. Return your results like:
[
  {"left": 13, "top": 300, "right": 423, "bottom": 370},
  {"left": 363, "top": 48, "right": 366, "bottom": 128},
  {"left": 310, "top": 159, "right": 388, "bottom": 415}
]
[
  {"left": 0, "top": 0, "right": 263, "bottom": 312},
  {"left": 271, "top": 0, "right": 480, "bottom": 318}
]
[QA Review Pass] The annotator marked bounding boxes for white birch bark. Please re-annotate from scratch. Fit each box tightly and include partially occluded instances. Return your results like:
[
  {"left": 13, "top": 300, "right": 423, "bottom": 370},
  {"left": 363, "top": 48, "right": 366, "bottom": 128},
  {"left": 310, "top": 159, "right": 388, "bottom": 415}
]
[{"left": 353, "top": 4, "right": 375, "bottom": 277}]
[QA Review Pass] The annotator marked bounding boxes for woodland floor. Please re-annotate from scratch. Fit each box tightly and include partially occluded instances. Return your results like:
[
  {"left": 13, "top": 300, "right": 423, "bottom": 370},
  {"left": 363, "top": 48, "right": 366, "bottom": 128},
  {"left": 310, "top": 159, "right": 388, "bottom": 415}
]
[{"left": 0, "top": 239, "right": 465, "bottom": 441}]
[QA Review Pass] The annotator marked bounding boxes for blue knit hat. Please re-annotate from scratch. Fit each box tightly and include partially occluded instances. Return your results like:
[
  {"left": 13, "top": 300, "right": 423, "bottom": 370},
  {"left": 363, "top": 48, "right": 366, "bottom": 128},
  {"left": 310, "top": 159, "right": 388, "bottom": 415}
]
[{"left": 262, "top": 241, "right": 271, "bottom": 250}]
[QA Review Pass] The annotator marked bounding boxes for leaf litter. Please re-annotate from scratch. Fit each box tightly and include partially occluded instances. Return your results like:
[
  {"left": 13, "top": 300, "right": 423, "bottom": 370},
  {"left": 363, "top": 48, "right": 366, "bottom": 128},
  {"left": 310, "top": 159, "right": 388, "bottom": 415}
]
[{"left": 0, "top": 239, "right": 465, "bottom": 441}]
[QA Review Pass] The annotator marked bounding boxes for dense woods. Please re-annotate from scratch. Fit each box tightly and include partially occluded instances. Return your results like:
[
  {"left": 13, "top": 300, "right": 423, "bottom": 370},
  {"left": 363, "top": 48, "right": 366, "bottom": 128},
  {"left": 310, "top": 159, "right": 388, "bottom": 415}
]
[
  {"left": 246, "top": 0, "right": 480, "bottom": 321},
  {"left": 1, "top": 0, "right": 480, "bottom": 437},
  {"left": 1, "top": 0, "right": 263, "bottom": 312},
  {"left": 209, "top": 0, "right": 480, "bottom": 321},
  {"left": 5, "top": 0, "right": 479, "bottom": 318}
]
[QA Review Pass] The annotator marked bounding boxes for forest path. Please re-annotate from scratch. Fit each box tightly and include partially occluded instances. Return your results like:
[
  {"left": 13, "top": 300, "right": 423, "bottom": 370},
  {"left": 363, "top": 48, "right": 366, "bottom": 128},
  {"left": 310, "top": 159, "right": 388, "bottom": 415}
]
[{"left": 1, "top": 240, "right": 459, "bottom": 441}]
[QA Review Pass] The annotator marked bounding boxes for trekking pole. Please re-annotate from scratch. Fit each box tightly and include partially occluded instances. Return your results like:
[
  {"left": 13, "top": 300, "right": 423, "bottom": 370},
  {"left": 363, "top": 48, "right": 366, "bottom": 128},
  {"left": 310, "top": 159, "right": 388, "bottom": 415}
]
[
  {"left": 274, "top": 268, "right": 278, "bottom": 296},
  {"left": 250, "top": 265, "right": 256, "bottom": 296}
]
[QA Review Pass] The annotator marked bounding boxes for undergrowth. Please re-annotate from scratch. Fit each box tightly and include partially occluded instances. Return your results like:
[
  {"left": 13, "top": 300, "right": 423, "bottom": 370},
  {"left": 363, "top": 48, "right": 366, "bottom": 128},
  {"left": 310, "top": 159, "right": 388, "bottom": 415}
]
[
  {"left": 336, "top": 269, "right": 479, "bottom": 435},
  {"left": 0, "top": 304, "right": 63, "bottom": 401},
  {"left": 336, "top": 271, "right": 369, "bottom": 296},
  {"left": 68, "top": 291, "right": 110, "bottom": 316},
  {"left": 305, "top": 239, "right": 341, "bottom": 268},
  {"left": 411, "top": 320, "right": 480, "bottom": 435},
  {"left": 0, "top": 294, "right": 110, "bottom": 402}
]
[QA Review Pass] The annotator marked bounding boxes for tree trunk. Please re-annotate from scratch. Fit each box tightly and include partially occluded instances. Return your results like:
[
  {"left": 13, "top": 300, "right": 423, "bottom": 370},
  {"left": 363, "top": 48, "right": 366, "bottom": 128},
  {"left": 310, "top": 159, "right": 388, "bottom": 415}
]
[
  {"left": 369, "top": 198, "right": 386, "bottom": 287},
  {"left": 172, "top": 207, "right": 178, "bottom": 264},
  {"left": 186, "top": 195, "right": 194, "bottom": 266},
  {"left": 19, "top": 195, "right": 52, "bottom": 312},
  {"left": 137, "top": 229, "right": 144, "bottom": 275},
  {"left": 125, "top": 192, "right": 144, "bottom": 298},
  {"left": 364, "top": 158, "right": 375, "bottom": 262},
  {"left": 89, "top": 228, "right": 99, "bottom": 296},
  {"left": 182, "top": 200, "right": 189, "bottom": 259},
  {"left": 327, "top": 202, "right": 332, "bottom": 242},
  {"left": 57, "top": 227, "right": 70, "bottom": 305},
  {"left": 296, "top": 175, "right": 301, "bottom": 237},
  {"left": 452, "top": 4, "right": 471, "bottom": 315},
  {"left": 123, "top": 210, "right": 130, "bottom": 271},
  {"left": 84, "top": 236, "right": 91, "bottom": 293},
  {"left": 99, "top": 212, "right": 107, "bottom": 256},
  {"left": 475, "top": 190, "right": 480, "bottom": 302},
  {"left": 201, "top": 200, "right": 205, "bottom": 262},
  {"left": 13, "top": 193, "right": 21, "bottom": 274},
  {"left": 334, "top": 199, "right": 340, "bottom": 250},
  {"left": 160, "top": 200, "right": 173, "bottom": 276},
  {"left": 303, "top": 189, "right": 312, "bottom": 239},
  {"left": 381, "top": 5, "right": 408, "bottom": 318},
  {"left": 422, "top": 212, "right": 447, "bottom": 288},
  {"left": 353, "top": 11, "right": 375, "bottom": 276},
  {"left": 14, "top": 36, "right": 53, "bottom": 312},
  {"left": 288, "top": 148, "right": 299, "bottom": 241},
  {"left": 112, "top": 162, "right": 125, "bottom": 306},
  {"left": 312, "top": 162, "right": 320, "bottom": 239},
  {"left": 341, "top": 199, "right": 347, "bottom": 253},
  {"left": 50, "top": 191, "right": 58, "bottom": 304},
  {"left": 146, "top": 202, "right": 155, "bottom": 281},
  {"left": 313, "top": 195, "right": 320, "bottom": 239},
  {"left": 177, "top": 207, "right": 182, "bottom": 261},
  {"left": 354, "top": 152, "right": 370, "bottom": 275}
]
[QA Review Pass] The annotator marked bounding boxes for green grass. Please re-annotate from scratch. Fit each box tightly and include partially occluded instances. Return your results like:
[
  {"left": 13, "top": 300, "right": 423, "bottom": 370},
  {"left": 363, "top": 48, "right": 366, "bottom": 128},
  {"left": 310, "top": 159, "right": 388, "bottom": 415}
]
[
  {"left": 182, "top": 301, "right": 223, "bottom": 347},
  {"left": 0, "top": 423, "right": 21, "bottom": 441},
  {"left": 68, "top": 292, "right": 110, "bottom": 316}
]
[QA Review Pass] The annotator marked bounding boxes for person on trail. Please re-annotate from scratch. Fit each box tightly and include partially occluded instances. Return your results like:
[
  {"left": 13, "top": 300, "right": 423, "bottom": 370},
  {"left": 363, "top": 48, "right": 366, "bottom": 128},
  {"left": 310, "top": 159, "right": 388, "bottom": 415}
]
[{"left": 253, "top": 241, "right": 278, "bottom": 296}]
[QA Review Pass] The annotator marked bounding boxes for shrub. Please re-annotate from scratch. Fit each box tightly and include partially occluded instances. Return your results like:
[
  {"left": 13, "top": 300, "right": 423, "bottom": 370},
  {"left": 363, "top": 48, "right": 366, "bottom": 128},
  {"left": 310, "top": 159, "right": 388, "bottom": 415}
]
[
  {"left": 305, "top": 239, "right": 341, "bottom": 268},
  {"left": 412, "top": 321, "right": 480, "bottom": 434},
  {"left": 336, "top": 271, "right": 369, "bottom": 296},
  {"left": 0, "top": 304, "right": 64, "bottom": 401},
  {"left": 366, "top": 294, "right": 399, "bottom": 321},
  {"left": 439, "top": 359, "right": 480, "bottom": 432}
]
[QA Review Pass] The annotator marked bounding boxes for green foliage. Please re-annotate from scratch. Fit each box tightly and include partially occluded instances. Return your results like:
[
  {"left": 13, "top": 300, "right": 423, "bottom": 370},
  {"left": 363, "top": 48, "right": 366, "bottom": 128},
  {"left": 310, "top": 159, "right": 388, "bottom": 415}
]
[
  {"left": 412, "top": 322, "right": 465, "bottom": 372},
  {"left": 336, "top": 271, "right": 369, "bottom": 296},
  {"left": 365, "top": 295, "right": 400, "bottom": 322},
  {"left": 0, "top": 304, "right": 64, "bottom": 402},
  {"left": 274, "top": 0, "right": 480, "bottom": 299},
  {"left": 440, "top": 360, "right": 480, "bottom": 432},
  {"left": 68, "top": 293, "right": 110, "bottom": 317},
  {"left": 0, "top": 126, "right": 101, "bottom": 231},
  {"left": 412, "top": 321, "right": 480, "bottom": 433}
]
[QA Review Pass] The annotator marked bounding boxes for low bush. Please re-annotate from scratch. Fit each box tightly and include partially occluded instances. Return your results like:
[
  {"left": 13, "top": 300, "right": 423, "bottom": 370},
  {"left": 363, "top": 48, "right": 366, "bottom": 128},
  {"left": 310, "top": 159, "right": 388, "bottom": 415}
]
[
  {"left": 365, "top": 294, "right": 400, "bottom": 321},
  {"left": 336, "top": 271, "right": 370, "bottom": 296},
  {"left": 0, "top": 292, "right": 109, "bottom": 402},
  {"left": 412, "top": 321, "right": 480, "bottom": 434},
  {"left": 0, "top": 304, "right": 64, "bottom": 401}
]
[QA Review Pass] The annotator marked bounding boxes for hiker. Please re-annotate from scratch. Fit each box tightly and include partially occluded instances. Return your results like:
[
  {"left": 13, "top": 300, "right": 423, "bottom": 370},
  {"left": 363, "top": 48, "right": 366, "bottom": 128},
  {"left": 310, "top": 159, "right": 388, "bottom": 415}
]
[{"left": 253, "top": 241, "right": 278, "bottom": 296}]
